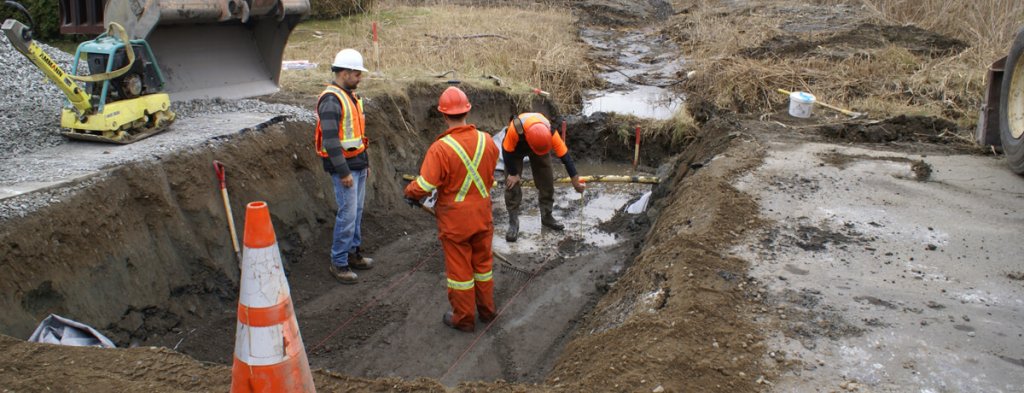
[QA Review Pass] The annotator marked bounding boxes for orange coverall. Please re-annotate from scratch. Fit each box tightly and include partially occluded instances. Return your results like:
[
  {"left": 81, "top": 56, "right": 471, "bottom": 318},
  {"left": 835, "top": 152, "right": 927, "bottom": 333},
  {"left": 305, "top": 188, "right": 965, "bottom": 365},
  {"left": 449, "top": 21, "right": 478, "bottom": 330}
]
[{"left": 404, "top": 124, "right": 500, "bottom": 331}]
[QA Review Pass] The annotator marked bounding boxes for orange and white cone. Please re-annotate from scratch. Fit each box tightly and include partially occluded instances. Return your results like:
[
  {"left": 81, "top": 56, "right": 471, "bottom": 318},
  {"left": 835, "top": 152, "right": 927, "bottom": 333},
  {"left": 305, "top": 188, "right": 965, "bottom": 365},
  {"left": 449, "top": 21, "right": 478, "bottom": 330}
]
[{"left": 231, "top": 201, "right": 315, "bottom": 392}]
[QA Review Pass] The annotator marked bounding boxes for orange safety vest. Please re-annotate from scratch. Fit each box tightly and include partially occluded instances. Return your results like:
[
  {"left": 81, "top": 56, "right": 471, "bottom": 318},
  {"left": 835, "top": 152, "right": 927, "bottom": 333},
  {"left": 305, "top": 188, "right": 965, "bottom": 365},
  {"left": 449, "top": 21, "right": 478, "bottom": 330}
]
[
  {"left": 315, "top": 85, "right": 366, "bottom": 158},
  {"left": 502, "top": 113, "right": 569, "bottom": 157}
]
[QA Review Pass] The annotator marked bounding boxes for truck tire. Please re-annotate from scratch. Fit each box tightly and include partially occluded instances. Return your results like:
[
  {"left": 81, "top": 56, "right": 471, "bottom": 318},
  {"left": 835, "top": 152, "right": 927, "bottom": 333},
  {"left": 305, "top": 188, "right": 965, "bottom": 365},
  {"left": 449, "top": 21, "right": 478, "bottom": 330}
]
[{"left": 999, "top": 27, "right": 1024, "bottom": 175}]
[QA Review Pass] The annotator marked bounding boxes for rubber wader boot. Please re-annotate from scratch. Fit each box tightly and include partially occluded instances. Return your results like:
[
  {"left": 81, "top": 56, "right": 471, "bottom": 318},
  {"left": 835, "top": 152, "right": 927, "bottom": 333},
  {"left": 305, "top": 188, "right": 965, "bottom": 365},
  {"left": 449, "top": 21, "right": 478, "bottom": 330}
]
[
  {"left": 506, "top": 211, "right": 520, "bottom": 242},
  {"left": 541, "top": 212, "right": 564, "bottom": 231}
]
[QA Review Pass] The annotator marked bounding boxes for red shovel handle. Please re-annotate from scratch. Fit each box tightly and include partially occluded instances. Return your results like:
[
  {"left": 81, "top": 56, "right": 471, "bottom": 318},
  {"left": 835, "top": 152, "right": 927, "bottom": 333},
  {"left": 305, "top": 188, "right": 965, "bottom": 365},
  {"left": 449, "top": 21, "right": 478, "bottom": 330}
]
[{"left": 213, "top": 160, "right": 227, "bottom": 189}]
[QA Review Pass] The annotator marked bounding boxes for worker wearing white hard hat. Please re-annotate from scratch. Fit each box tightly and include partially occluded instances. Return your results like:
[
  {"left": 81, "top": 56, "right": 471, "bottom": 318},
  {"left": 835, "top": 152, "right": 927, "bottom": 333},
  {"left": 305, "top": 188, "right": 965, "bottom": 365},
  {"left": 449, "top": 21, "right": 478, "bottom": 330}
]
[
  {"left": 332, "top": 48, "right": 369, "bottom": 72},
  {"left": 314, "top": 48, "right": 374, "bottom": 283}
]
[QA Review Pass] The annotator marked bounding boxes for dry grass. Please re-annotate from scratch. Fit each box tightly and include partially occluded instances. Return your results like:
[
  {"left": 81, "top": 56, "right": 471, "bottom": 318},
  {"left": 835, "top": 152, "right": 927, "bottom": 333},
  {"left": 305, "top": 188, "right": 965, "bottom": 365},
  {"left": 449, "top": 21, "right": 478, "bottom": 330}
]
[
  {"left": 672, "top": 0, "right": 1024, "bottom": 127},
  {"left": 280, "top": 2, "right": 593, "bottom": 110},
  {"left": 857, "top": 0, "right": 1022, "bottom": 56},
  {"left": 653, "top": 105, "right": 700, "bottom": 144}
]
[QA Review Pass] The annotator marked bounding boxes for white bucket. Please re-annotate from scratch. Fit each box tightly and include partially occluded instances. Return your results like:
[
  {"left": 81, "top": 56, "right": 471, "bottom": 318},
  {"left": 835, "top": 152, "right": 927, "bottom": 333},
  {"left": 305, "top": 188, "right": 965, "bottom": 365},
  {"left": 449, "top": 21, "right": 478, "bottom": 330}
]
[{"left": 788, "top": 91, "right": 815, "bottom": 118}]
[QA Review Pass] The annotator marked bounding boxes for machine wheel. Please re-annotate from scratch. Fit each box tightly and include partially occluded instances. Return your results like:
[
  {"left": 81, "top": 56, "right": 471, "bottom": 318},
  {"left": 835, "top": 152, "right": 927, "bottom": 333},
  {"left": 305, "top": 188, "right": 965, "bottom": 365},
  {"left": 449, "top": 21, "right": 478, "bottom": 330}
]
[{"left": 1000, "top": 27, "right": 1024, "bottom": 175}]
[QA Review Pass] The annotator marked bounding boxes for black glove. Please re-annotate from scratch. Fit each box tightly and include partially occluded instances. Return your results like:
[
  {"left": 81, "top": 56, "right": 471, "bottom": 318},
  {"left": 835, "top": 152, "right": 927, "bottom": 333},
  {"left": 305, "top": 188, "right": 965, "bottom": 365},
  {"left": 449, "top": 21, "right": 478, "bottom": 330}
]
[{"left": 404, "top": 197, "right": 422, "bottom": 207}]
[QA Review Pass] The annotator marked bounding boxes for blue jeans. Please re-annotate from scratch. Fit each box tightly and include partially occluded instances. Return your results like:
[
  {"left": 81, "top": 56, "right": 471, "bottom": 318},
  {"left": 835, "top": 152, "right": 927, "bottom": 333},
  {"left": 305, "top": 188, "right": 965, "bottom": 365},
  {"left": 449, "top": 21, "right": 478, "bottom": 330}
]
[{"left": 330, "top": 168, "right": 367, "bottom": 268}]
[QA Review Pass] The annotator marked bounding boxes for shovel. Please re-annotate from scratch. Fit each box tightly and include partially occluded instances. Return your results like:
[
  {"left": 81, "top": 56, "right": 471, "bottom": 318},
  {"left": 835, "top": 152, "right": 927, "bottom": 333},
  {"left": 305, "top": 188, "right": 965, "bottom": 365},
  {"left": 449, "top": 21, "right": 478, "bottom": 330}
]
[{"left": 213, "top": 161, "right": 241, "bottom": 265}]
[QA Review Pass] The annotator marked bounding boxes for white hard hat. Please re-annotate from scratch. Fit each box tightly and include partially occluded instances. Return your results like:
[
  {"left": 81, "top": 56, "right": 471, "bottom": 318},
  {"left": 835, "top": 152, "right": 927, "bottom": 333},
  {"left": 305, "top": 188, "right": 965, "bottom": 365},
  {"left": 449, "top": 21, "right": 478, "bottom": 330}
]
[{"left": 332, "top": 48, "right": 368, "bottom": 72}]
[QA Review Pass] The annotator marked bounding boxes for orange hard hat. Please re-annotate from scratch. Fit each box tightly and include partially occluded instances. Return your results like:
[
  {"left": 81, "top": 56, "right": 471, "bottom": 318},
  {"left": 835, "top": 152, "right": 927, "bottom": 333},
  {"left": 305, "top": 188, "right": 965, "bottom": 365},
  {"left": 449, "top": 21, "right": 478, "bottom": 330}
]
[
  {"left": 437, "top": 86, "right": 471, "bottom": 115},
  {"left": 525, "top": 122, "right": 552, "bottom": 155}
]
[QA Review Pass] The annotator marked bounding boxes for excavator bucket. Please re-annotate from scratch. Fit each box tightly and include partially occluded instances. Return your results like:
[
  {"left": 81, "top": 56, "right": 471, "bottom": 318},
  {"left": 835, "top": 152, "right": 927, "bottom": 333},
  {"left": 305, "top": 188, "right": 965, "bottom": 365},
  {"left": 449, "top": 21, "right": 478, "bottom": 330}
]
[{"left": 59, "top": 0, "right": 310, "bottom": 101}]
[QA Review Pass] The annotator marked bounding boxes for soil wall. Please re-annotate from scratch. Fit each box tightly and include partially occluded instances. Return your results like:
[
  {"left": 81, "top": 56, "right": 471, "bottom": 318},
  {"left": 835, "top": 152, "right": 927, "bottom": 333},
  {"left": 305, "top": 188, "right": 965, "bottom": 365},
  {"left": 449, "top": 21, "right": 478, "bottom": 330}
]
[{"left": 0, "top": 83, "right": 557, "bottom": 342}]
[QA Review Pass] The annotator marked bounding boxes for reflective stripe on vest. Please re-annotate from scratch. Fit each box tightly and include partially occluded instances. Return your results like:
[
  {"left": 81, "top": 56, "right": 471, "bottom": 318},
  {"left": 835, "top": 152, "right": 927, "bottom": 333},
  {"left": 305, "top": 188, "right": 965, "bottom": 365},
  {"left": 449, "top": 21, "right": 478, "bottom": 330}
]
[
  {"left": 474, "top": 271, "right": 493, "bottom": 282},
  {"left": 439, "top": 132, "right": 489, "bottom": 202},
  {"left": 415, "top": 176, "right": 437, "bottom": 193},
  {"left": 323, "top": 85, "right": 365, "bottom": 151},
  {"left": 447, "top": 278, "right": 474, "bottom": 291},
  {"left": 329, "top": 85, "right": 366, "bottom": 150}
]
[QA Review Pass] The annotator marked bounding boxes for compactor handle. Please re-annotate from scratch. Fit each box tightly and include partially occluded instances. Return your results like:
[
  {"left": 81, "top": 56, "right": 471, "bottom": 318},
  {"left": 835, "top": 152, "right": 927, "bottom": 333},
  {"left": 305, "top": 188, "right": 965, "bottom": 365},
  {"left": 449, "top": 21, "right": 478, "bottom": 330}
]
[{"left": 3, "top": 1, "right": 33, "bottom": 33}]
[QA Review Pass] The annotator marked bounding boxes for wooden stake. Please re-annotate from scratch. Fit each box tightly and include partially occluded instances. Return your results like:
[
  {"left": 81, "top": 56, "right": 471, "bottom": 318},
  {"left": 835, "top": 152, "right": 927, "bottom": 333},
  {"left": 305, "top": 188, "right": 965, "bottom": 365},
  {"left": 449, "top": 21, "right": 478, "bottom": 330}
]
[{"left": 372, "top": 21, "right": 380, "bottom": 70}]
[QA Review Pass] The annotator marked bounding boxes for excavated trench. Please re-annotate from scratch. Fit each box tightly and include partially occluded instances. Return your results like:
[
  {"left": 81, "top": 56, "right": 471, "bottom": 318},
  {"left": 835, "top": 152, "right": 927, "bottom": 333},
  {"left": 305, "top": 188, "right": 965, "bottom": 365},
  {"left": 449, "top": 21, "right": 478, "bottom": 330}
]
[{"left": 0, "top": 82, "right": 686, "bottom": 385}]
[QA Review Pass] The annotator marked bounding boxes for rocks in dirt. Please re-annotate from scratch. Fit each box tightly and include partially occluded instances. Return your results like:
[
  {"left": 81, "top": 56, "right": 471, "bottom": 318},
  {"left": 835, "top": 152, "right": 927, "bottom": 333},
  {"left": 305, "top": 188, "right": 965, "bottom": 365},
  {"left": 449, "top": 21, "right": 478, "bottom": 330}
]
[
  {"left": 106, "top": 307, "right": 183, "bottom": 346},
  {"left": 815, "top": 115, "right": 962, "bottom": 145},
  {"left": 171, "top": 98, "right": 314, "bottom": 124},
  {"left": 910, "top": 160, "right": 932, "bottom": 181}
]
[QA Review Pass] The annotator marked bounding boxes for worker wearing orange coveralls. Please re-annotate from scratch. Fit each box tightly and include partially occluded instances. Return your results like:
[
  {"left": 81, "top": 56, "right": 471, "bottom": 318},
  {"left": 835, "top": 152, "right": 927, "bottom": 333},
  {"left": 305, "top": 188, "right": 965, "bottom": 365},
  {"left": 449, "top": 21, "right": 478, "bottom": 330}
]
[
  {"left": 404, "top": 87, "right": 500, "bottom": 332},
  {"left": 502, "top": 113, "right": 585, "bottom": 242}
]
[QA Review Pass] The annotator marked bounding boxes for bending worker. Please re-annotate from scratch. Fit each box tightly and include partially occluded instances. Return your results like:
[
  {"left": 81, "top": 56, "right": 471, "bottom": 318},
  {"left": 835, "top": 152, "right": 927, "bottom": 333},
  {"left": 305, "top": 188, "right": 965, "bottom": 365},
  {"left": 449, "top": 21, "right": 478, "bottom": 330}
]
[
  {"left": 315, "top": 48, "right": 374, "bottom": 284},
  {"left": 404, "top": 87, "right": 499, "bottom": 332},
  {"left": 502, "top": 113, "right": 585, "bottom": 242}
]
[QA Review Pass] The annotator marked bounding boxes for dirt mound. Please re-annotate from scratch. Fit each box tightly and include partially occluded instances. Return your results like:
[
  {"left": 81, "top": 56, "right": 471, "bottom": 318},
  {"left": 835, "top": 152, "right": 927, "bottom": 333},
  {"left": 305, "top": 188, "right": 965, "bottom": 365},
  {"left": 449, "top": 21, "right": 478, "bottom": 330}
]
[
  {"left": 575, "top": 0, "right": 672, "bottom": 27},
  {"left": 546, "top": 114, "right": 773, "bottom": 392},
  {"left": 566, "top": 112, "right": 687, "bottom": 167},
  {"left": 743, "top": 23, "right": 968, "bottom": 60},
  {"left": 814, "top": 115, "right": 964, "bottom": 145},
  {"left": 0, "top": 334, "right": 445, "bottom": 392}
]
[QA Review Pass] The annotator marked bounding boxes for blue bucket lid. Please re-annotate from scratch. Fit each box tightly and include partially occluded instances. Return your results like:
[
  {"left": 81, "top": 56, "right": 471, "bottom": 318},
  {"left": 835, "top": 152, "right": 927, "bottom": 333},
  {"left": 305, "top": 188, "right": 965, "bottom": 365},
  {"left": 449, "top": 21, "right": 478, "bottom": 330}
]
[{"left": 790, "top": 91, "right": 815, "bottom": 103}]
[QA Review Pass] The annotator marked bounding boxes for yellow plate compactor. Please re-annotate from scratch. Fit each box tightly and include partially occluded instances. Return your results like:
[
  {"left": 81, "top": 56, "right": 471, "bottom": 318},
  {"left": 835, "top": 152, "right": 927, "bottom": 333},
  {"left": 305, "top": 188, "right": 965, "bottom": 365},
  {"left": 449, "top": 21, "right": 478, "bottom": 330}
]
[{"left": 3, "top": 1, "right": 174, "bottom": 144}]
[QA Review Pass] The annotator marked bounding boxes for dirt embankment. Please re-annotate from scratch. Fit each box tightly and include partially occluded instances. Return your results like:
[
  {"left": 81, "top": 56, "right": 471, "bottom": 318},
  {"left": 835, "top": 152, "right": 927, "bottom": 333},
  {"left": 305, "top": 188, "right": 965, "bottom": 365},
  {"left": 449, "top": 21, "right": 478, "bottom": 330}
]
[
  {"left": 546, "top": 109, "right": 773, "bottom": 392},
  {"left": 0, "top": 80, "right": 559, "bottom": 344},
  {"left": 0, "top": 120, "right": 334, "bottom": 342},
  {"left": 565, "top": 112, "right": 689, "bottom": 167},
  {"left": 2, "top": 77, "right": 667, "bottom": 391},
  {"left": 0, "top": 101, "right": 767, "bottom": 392}
]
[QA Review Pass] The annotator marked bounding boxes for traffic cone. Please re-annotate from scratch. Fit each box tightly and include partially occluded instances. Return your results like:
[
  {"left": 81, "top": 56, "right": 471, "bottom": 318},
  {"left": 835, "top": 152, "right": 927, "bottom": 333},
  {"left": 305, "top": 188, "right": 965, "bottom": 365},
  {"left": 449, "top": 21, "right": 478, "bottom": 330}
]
[{"left": 230, "top": 201, "right": 315, "bottom": 392}]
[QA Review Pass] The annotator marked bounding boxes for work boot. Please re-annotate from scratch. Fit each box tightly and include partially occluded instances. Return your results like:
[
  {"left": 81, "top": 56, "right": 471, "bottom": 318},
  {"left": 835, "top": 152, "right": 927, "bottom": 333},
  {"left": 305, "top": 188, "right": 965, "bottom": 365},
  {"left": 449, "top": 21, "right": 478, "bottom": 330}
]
[
  {"left": 443, "top": 311, "right": 474, "bottom": 333},
  {"left": 479, "top": 312, "right": 496, "bottom": 324},
  {"left": 348, "top": 247, "right": 374, "bottom": 270},
  {"left": 541, "top": 212, "right": 564, "bottom": 231},
  {"left": 506, "top": 212, "right": 519, "bottom": 242},
  {"left": 329, "top": 265, "right": 358, "bottom": 284}
]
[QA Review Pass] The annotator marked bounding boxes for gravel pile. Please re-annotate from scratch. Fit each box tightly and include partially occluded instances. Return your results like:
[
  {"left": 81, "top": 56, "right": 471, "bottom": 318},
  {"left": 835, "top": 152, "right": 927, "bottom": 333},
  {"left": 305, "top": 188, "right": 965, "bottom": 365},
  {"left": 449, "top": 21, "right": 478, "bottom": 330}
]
[
  {"left": 172, "top": 98, "right": 314, "bottom": 124},
  {"left": 0, "top": 34, "right": 76, "bottom": 156}
]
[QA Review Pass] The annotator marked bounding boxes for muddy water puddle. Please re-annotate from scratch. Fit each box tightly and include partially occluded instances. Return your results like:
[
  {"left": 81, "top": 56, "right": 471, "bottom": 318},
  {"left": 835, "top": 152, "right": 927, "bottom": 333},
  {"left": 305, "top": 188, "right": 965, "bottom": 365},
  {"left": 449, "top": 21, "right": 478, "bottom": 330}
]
[
  {"left": 492, "top": 161, "right": 654, "bottom": 258},
  {"left": 581, "top": 28, "right": 685, "bottom": 119}
]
